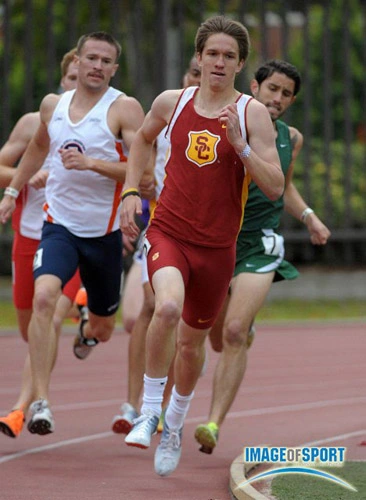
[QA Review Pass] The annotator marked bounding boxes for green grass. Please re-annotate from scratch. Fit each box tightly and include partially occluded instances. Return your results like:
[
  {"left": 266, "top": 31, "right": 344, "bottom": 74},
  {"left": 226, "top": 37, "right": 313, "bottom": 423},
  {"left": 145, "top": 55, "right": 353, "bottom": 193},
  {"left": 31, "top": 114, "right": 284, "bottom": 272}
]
[
  {"left": 0, "top": 295, "right": 365, "bottom": 328},
  {"left": 256, "top": 299, "right": 366, "bottom": 322},
  {"left": 271, "top": 462, "right": 366, "bottom": 499},
  {"left": 1, "top": 274, "right": 365, "bottom": 327},
  {"left": 0, "top": 301, "right": 18, "bottom": 328}
]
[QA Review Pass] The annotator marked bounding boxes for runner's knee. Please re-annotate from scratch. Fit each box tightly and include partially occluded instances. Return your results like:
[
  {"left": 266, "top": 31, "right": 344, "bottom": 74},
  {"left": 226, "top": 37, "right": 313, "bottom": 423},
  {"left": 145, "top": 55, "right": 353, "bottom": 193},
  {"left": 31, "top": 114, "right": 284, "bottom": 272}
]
[
  {"left": 223, "top": 318, "right": 248, "bottom": 348},
  {"left": 177, "top": 338, "right": 203, "bottom": 365},
  {"left": 33, "top": 287, "right": 58, "bottom": 317},
  {"left": 91, "top": 318, "right": 115, "bottom": 342},
  {"left": 154, "top": 299, "right": 181, "bottom": 327}
]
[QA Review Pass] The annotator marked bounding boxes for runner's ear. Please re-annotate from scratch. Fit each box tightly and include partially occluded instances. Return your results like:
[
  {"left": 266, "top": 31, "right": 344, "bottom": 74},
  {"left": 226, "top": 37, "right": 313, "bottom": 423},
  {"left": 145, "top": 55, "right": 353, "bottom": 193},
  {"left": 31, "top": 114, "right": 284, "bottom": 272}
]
[{"left": 250, "top": 79, "right": 259, "bottom": 97}]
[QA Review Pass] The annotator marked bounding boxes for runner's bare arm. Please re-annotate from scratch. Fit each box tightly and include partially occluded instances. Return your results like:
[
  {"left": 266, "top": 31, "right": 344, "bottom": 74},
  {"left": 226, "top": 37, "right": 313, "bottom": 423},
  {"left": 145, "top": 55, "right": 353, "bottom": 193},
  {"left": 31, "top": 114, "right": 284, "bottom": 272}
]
[
  {"left": 0, "top": 95, "right": 57, "bottom": 223},
  {"left": 120, "top": 90, "right": 181, "bottom": 237},
  {"left": 0, "top": 112, "right": 40, "bottom": 188},
  {"left": 220, "top": 99, "right": 284, "bottom": 200},
  {"left": 59, "top": 96, "right": 146, "bottom": 183},
  {"left": 284, "top": 127, "right": 330, "bottom": 245}
]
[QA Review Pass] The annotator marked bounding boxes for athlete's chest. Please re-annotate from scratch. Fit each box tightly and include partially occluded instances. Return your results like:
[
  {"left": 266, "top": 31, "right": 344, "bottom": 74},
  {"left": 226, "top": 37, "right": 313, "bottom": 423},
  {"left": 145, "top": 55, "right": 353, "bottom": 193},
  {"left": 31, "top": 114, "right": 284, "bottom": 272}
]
[{"left": 171, "top": 114, "right": 237, "bottom": 170}]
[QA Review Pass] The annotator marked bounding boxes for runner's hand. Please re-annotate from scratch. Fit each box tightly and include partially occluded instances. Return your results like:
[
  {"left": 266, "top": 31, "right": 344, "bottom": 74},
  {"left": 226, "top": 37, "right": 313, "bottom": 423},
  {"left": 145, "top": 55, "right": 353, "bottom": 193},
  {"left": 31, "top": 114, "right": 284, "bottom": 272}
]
[
  {"left": 120, "top": 195, "right": 142, "bottom": 238},
  {"left": 0, "top": 195, "right": 16, "bottom": 224},
  {"left": 306, "top": 214, "right": 331, "bottom": 245}
]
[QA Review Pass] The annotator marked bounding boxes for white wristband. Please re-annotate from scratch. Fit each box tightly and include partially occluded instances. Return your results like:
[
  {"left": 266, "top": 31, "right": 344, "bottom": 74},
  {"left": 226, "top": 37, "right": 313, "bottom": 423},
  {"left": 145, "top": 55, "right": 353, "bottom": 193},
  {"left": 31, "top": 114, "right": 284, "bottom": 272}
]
[
  {"left": 238, "top": 144, "right": 251, "bottom": 159},
  {"left": 301, "top": 207, "right": 314, "bottom": 222},
  {"left": 4, "top": 186, "right": 19, "bottom": 199}
]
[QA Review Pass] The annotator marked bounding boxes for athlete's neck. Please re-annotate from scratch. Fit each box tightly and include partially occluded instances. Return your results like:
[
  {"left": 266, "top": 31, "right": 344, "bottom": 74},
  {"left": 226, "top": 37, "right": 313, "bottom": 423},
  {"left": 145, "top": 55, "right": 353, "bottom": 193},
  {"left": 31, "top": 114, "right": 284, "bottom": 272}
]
[
  {"left": 69, "top": 86, "right": 109, "bottom": 124},
  {"left": 194, "top": 86, "right": 240, "bottom": 118}
]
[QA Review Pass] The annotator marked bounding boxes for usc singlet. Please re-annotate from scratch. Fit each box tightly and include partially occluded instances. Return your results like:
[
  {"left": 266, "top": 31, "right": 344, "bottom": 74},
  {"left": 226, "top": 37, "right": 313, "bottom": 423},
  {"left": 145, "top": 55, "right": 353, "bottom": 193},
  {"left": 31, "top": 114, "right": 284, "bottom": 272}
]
[
  {"left": 45, "top": 87, "right": 127, "bottom": 237},
  {"left": 149, "top": 86, "right": 252, "bottom": 248}
]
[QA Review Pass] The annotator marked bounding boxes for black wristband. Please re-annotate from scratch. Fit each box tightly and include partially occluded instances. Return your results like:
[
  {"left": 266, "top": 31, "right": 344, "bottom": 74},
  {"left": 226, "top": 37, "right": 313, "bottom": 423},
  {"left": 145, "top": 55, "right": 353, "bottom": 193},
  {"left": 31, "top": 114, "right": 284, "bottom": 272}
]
[{"left": 121, "top": 190, "right": 141, "bottom": 201}]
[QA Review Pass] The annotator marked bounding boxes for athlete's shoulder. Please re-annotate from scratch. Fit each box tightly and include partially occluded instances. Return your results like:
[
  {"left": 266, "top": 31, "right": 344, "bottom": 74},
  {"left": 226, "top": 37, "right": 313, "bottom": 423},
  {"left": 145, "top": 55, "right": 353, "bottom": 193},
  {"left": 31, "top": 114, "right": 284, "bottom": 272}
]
[
  {"left": 246, "top": 98, "right": 274, "bottom": 133},
  {"left": 41, "top": 92, "right": 63, "bottom": 106},
  {"left": 150, "top": 89, "right": 185, "bottom": 122},
  {"left": 154, "top": 88, "right": 184, "bottom": 107},
  {"left": 288, "top": 124, "right": 302, "bottom": 138},
  {"left": 8, "top": 112, "right": 40, "bottom": 141},
  {"left": 246, "top": 96, "right": 266, "bottom": 113},
  {"left": 288, "top": 125, "right": 303, "bottom": 149},
  {"left": 110, "top": 92, "right": 145, "bottom": 125},
  {"left": 16, "top": 111, "right": 40, "bottom": 129},
  {"left": 113, "top": 92, "right": 141, "bottom": 108},
  {"left": 34, "top": 93, "right": 62, "bottom": 126}
]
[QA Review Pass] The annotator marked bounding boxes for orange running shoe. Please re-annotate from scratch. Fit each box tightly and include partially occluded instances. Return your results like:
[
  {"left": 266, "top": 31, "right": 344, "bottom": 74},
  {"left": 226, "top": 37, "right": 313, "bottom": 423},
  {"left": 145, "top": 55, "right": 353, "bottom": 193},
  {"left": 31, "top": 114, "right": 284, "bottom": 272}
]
[
  {"left": 0, "top": 409, "right": 25, "bottom": 438},
  {"left": 75, "top": 287, "right": 87, "bottom": 308},
  {"left": 70, "top": 287, "right": 88, "bottom": 324}
]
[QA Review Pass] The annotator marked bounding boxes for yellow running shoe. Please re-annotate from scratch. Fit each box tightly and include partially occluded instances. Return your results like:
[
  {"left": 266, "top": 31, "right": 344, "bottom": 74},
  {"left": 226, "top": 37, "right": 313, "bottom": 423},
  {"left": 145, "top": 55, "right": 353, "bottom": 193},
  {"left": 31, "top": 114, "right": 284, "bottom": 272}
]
[
  {"left": 194, "top": 422, "right": 219, "bottom": 454},
  {"left": 0, "top": 409, "right": 25, "bottom": 438},
  {"left": 157, "top": 408, "right": 166, "bottom": 433}
]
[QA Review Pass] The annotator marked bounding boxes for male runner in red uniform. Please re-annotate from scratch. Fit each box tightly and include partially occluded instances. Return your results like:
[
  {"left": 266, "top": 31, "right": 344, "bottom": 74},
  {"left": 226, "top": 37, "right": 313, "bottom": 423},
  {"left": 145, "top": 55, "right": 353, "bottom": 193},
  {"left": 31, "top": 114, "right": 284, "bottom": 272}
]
[{"left": 120, "top": 15, "right": 284, "bottom": 476}]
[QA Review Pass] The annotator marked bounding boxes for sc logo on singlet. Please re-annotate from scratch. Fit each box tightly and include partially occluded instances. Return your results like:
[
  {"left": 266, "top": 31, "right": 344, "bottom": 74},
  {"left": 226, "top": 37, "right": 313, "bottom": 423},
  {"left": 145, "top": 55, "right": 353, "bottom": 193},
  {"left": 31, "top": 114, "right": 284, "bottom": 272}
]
[
  {"left": 60, "top": 138, "right": 86, "bottom": 154},
  {"left": 185, "top": 130, "right": 221, "bottom": 167}
]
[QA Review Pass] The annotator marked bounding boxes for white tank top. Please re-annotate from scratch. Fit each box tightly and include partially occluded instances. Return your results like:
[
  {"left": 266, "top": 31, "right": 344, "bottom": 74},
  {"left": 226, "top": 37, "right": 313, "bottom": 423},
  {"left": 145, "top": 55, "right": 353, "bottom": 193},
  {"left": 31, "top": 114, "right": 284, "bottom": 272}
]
[
  {"left": 45, "top": 87, "right": 127, "bottom": 237},
  {"left": 18, "top": 158, "right": 49, "bottom": 240}
]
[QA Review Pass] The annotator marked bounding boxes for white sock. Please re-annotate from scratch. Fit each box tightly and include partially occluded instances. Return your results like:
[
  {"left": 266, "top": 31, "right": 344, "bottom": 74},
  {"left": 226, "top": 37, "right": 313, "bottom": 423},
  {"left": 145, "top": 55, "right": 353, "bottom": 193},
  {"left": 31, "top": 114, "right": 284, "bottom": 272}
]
[
  {"left": 165, "top": 385, "right": 194, "bottom": 430},
  {"left": 141, "top": 374, "right": 167, "bottom": 418}
]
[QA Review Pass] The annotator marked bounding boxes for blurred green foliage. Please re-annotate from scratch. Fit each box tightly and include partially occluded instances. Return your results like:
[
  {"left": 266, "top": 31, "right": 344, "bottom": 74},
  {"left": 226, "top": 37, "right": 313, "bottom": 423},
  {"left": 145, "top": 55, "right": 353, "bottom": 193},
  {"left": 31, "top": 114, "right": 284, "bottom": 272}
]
[
  {"left": 292, "top": 140, "right": 366, "bottom": 228},
  {"left": 288, "top": 0, "right": 365, "bottom": 141}
]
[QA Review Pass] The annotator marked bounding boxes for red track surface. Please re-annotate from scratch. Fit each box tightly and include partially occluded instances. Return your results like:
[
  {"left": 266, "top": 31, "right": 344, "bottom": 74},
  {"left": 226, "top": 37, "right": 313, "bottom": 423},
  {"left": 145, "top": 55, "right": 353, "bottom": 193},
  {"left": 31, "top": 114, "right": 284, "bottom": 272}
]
[{"left": 0, "top": 321, "right": 365, "bottom": 499}]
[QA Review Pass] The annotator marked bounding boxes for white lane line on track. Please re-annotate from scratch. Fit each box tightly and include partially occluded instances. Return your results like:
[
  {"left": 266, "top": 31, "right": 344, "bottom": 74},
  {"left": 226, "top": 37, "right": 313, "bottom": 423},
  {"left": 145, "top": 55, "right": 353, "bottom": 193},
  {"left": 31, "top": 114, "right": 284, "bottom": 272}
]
[
  {"left": 0, "top": 399, "right": 123, "bottom": 413},
  {"left": 301, "top": 430, "right": 366, "bottom": 447},
  {"left": 2, "top": 378, "right": 364, "bottom": 397},
  {"left": 0, "top": 432, "right": 113, "bottom": 464},
  {"left": 220, "top": 396, "right": 366, "bottom": 422},
  {"left": 1, "top": 428, "right": 365, "bottom": 467},
  {"left": 1, "top": 398, "right": 365, "bottom": 466},
  {"left": 2, "top": 394, "right": 366, "bottom": 417}
]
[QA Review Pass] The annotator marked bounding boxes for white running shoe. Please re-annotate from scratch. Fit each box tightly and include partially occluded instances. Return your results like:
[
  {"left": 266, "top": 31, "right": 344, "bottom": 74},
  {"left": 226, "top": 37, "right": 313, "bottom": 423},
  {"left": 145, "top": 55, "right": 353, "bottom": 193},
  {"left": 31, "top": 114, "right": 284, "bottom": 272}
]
[
  {"left": 111, "top": 402, "right": 139, "bottom": 434},
  {"left": 27, "top": 399, "right": 55, "bottom": 435},
  {"left": 154, "top": 421, "right": 183, "bottom": 476},
  {"left": 247, "top": 324, "right": 256, "bottom": 349},
  {"left": 124, "top": 412, "right": 159, "bottom": 449},
  {"left": 200, "top": 348, "right": 209, "bottom": 377}
]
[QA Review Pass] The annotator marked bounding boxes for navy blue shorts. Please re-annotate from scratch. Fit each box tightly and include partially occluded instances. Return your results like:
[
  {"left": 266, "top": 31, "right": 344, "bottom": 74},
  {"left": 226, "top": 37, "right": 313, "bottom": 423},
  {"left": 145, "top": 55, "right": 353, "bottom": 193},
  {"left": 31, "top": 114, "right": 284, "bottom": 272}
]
[{"left": 33, "top": 222, "right": 123, "bottom": 316}]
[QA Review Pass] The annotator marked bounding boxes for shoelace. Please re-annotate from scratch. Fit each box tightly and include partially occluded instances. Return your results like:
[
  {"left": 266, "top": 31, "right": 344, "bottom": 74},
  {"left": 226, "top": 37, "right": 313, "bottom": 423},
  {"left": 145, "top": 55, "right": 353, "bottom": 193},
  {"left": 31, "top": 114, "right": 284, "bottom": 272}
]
[
  {"left": 133, "top": 414, "right": 157, "bottom": 435},
  {"left": 125, "top": 411, "right": 139, "bottom": 422},
  {"left": 162, "top": 429, "right": 181, "bottom": 451},
  {"left": 33, "top": 400, "right": 46, "bottom": 413}
]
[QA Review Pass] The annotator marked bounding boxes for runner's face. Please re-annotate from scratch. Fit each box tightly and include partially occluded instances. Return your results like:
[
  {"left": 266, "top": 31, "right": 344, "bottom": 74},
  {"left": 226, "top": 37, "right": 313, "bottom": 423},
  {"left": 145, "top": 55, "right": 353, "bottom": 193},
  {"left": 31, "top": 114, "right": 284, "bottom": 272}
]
[
  {"left": 76, "top": 39, "right": 118, "bottom": 91},
  {"left": 197, "top": 33, "right": 243, "bottom": 89},
  {"left": 183, "top": 59, "right": 201, "bottom": 87},
  {"left": 61, "top": 61, "right": 78, "bottom": 91},
  {"left": 251, "top": 72, "right": 296, "bottom": 121}
]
